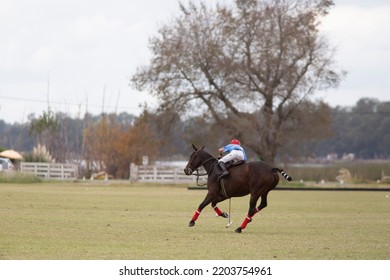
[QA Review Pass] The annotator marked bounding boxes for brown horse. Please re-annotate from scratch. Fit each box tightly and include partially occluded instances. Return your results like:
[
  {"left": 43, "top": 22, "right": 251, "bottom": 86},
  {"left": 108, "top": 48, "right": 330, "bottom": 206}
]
[{"left": 184, "top": 144, "right": 292, "bottom": 233}]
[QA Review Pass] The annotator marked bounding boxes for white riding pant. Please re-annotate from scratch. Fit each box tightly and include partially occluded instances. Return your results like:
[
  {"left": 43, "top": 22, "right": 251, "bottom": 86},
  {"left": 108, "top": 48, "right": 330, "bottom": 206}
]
[{"left": 218, "top": 150, "right": 245, "bottom": 163}]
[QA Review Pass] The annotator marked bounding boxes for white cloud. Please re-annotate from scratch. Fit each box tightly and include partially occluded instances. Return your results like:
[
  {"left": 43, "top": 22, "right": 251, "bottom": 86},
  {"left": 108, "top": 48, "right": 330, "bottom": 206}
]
[
  {"left": 318, "top": 2, "right": 390, "bottom": 106},
  {"left": 71, "top": 15, "right": 121, "bottom": 40}
]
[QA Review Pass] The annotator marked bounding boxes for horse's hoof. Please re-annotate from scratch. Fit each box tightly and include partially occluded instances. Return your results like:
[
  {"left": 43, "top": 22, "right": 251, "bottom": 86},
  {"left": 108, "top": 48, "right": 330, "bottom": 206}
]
[
  {"left": 221, "top": 212, "right": 229, "bottom": 218},
  {"left": 188, "top": 220, "right": 195, "bottom": 227},
  {"left": 235, "top": 227, "right": 242, "bottom": 233}
]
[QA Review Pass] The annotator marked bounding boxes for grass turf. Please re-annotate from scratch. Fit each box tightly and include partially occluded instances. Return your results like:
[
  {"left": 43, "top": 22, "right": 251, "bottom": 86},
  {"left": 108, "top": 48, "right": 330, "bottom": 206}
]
[{"left": 0, "top": 182, "right": 389, "bottom": 260}]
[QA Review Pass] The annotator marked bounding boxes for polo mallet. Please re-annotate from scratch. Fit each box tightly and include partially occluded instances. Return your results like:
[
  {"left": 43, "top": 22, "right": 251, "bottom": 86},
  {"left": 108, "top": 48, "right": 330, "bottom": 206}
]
[{"left": 226, "top": 198, "right": 233, "bottom": 228}]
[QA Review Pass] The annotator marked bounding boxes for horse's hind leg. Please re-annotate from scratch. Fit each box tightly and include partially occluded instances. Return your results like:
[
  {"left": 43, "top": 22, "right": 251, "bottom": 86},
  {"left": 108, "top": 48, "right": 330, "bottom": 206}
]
[
  {"left": 211, "top": 201, "right": 229, "bottom": 218},
  {"left": 235, "top": 195, "right": 259, "bottom": 233},
  {"left": 256, "top": 192, "right": 268, "bottom": 213},
  {"left": 255, "top": 191, "right": 269, "bottom": 214},
  {"left": 235, "top": 192, "right": 270, "bottom": 233}
]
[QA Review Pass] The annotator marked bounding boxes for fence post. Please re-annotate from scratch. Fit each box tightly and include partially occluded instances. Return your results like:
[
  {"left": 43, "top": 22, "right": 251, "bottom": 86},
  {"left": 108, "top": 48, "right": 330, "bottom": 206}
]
[{"left": 129, "top": 163, "right": 139, "bottom": 182}]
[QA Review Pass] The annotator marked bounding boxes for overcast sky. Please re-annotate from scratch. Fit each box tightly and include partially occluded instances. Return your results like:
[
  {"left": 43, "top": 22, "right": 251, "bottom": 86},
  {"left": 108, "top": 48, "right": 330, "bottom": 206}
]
[{"left": 0, "top": 0, "right": 389, "bottom": 124}]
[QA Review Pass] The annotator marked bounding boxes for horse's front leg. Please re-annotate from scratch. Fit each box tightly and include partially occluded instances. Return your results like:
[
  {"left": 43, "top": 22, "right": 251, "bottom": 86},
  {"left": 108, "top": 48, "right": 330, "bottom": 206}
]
[
  {"left": 189, "top": 192, "right": 214, "bottom": 227},
  {"left": 211, "top": 201, "right": 229, "bottom": 218}
]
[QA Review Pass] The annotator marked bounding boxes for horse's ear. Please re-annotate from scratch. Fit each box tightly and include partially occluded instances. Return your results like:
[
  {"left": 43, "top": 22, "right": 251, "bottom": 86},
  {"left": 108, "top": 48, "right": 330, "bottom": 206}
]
[
  {"left": 200, "top": 145, "right": 205, "bottom": 150},
  {"left": 192, "top": 144, "right": 198, "bottom": 151}
]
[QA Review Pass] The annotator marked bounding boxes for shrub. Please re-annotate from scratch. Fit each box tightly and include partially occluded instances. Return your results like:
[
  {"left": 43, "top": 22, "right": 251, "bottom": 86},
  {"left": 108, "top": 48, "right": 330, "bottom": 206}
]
[{"left": 23, "top": 144, "right": 55, "bottom": 163}]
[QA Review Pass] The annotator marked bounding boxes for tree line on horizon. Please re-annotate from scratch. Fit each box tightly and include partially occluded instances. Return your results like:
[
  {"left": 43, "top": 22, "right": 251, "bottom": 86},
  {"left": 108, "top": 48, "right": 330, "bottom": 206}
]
[{"left": 0, "top": 97, "right": 389, "bottom": 178}]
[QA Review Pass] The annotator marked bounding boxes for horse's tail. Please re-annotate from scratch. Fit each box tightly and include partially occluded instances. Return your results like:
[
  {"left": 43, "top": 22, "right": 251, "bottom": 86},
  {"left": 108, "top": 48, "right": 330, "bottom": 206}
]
[{"left": 272, "top": 168, "right": 292, "bottom": 181}]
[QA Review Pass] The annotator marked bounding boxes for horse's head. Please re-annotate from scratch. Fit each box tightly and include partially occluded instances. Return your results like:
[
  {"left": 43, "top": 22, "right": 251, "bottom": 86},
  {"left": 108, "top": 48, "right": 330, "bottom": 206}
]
[{"left": 184, "top": 144, "right": 206, "bottom": 175}]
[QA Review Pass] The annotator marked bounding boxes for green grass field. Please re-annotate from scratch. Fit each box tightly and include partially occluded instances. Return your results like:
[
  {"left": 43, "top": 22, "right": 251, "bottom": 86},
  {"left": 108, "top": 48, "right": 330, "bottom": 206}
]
[{"left": 1, "top": 182, "right": 389, "bottom": 260}]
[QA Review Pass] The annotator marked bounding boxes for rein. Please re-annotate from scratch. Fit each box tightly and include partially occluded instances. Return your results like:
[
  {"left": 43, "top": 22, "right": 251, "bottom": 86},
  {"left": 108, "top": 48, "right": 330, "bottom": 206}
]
[
  {"left": 193, "top": 156, "right": 218, "bottom": 187},
  {"left": 202, "top": 156, "right": 228, "bottom": 199},
  {"left": 194, "top": 169, "right": 207, "bottom": 187}
]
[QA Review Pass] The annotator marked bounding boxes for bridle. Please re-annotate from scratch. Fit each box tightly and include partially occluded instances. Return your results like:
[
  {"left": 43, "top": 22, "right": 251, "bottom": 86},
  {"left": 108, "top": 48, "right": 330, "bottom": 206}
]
[{"left": 186, "top": 153, "right": 218, "bottom": 187}]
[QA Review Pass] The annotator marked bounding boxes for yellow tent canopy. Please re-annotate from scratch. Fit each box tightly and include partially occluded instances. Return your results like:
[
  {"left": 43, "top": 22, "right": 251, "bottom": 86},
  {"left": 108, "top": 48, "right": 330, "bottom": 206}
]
[{"left": 0, "top": 150, "right": 23, "bottom": 160}]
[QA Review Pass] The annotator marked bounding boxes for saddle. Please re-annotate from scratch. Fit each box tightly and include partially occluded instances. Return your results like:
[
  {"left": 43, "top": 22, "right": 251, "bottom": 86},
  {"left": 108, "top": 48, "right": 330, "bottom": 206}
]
[{"left": 225, "top": 160, "right": 245, "bottom": 169}]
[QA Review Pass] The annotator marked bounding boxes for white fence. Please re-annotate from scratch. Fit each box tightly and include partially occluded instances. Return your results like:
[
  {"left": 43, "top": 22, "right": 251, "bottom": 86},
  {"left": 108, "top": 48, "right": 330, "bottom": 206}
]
[
  {"left": 129, "top": 163, "right": 207, "bottom": 184},
  {"left": 20, "top": 162, "right": 78, "bottom": 180},
  {"left": 382, "top": 170, "right": 390, "bottom": 181}
]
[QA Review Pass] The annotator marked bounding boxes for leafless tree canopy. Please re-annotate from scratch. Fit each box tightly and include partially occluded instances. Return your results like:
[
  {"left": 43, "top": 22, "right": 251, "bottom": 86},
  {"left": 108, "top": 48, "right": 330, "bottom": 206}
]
[{"left": 132, "top": 0, "right": 345, "bottom": 163}]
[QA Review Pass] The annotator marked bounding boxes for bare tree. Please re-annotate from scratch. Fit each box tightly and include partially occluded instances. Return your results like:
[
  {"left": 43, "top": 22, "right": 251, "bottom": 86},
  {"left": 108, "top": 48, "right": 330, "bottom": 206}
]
[{"left": 132, "top": 0, "right": 345, "bottom": 163}]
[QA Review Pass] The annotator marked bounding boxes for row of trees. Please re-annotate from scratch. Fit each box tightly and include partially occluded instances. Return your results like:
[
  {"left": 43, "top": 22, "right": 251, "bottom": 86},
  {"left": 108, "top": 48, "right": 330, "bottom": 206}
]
[
  {"left": 315, "top": 98, "right": 390, "bottom": 159},
  {"left": 1, "top": 98, "right": 389, "bottom": 178},
  {"left": 0, "top": 111, "right": 151, "bottom": 178}
]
